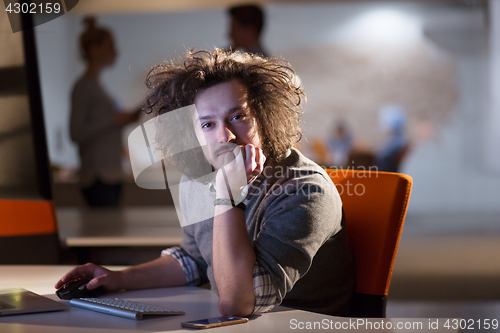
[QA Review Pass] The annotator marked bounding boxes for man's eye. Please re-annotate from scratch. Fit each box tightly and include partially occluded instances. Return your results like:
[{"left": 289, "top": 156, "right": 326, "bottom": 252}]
[{"left": 231, "top": 114, "right": 245, "bottom": 121}]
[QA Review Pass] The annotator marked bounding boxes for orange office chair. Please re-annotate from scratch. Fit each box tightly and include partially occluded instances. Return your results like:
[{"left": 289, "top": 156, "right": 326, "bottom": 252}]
[
  {"left": 0, "top": 199, "right": 60, "bottom": 264},
  {"left": 325, "top": 169, "right": 412, "bottom": 318}
]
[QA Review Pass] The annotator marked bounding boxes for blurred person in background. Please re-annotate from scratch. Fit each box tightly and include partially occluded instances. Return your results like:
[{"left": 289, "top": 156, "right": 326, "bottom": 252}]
[
  {"left": 228, "top": 4, "right": 268, "bottom": 57},
  {"left": 327, "top": 120, "right": 353, "bottom": 168},
  {"left": 70, "top": 17, "right": 141, "bottom": 207},
  {"left": 375, "top": 104, "right": 410, "bottom": 173}
]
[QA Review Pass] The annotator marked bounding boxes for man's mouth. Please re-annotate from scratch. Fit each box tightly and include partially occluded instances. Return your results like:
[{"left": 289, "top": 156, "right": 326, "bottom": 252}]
[
  {"left": 217, "top": 150, "right": 232, "bottom": 156},
  {"left": 213, "top": 144, "right": 239, "bottom": 157}
]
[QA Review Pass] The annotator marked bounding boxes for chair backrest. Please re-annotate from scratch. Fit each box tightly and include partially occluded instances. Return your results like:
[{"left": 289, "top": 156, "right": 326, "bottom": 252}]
[
  {"left": 0, "top": 199, "right": 60, "bottom": 264},
  {"left": 325, "top": 169, "right": 412, "bottom": 317}
]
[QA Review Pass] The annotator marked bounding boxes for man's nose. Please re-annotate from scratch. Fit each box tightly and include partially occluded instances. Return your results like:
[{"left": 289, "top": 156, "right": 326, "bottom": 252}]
[{"left": 217, "top": 124, "right": 236, "bottom": 142}]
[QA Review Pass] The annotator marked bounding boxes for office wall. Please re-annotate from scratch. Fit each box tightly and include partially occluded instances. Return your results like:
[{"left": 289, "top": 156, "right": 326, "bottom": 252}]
[
  {"left": 0, "top": 9, "right": 41, "bottom": 199},
  {"left": 35, "top": 10, "right": 227, "bottom": 169},
  {"left": 34, "top": 1, "right": 500, "bottom": 215},
  {"left": 488, "top": 0, "right": 500, "bottom": 172}
]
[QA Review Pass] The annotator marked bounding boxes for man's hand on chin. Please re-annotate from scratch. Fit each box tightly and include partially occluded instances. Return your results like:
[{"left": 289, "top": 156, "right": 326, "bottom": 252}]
[{"left": 215, "top": 144, "right": 265, "bottom": 203}]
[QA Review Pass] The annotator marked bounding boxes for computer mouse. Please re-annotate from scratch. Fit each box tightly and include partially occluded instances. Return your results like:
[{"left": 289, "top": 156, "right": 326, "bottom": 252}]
[{"left": 56, "top": 278, "right": 105, "bottom": 300}]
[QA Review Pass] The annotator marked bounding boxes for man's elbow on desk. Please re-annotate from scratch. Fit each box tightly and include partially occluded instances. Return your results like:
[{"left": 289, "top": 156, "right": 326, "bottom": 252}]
[{"left": 218, "top": 295, "right": 256, "bottom": 317}]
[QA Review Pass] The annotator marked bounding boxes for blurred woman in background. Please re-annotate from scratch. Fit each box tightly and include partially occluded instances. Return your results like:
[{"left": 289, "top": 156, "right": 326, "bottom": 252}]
[{"left": 70, "top": 17, "right": 140, "bottom": 207}]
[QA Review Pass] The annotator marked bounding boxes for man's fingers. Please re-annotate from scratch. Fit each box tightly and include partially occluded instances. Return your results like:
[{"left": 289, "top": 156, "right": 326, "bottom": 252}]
[
  {"left": 224, "top": 150, "right": 236, "bottom": 165},
  {"left": 217, "top": 144, "right": 264, "bottom": 193},
  {"left": 255, "top": 148, "right": 265, "bottom": 174},
  {"left": 55, "top": 263, "right": 101, "bottom": 289},
  {"left": 54, "top": 280, "right": 65, "bottom": 289},
  {"left": 82, "top": 269, "right": 121, "bottom": 291},
  {"left": 245, "top": 145, "right": 257, "bottom": 175},
  {"left": 249, "top": 147, "right": 265, "bottom": 177},
  {"left": 59, "top": 265, "right": 89, "bottom": 284},
  {"left": 232, "top": 145, "right": 245, "bottom": 161},
  {"left": 86, "top": 276, "right": 104, "bottom": 290}
]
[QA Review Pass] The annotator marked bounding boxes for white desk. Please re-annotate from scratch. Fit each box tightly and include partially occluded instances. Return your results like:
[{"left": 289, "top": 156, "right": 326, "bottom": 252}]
[{"left": 0, "top": 266, "right": 458, "bottom": 332}]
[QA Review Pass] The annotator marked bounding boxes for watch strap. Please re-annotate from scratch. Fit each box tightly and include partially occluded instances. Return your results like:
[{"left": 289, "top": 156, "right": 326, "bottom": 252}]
[{"left": 213, "top": 198, "right": 246, "bottom": 211}]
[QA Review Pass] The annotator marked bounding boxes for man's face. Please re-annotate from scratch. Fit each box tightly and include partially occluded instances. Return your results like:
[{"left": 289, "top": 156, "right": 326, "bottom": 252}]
[{"left": 193, "top": 79, "right": 262, "bottom": 169}]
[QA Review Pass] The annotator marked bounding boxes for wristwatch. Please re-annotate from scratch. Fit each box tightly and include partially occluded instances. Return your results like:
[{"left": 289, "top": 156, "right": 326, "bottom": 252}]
[{"left": 213, "top": 198, "right": 246, "bottom": 211}]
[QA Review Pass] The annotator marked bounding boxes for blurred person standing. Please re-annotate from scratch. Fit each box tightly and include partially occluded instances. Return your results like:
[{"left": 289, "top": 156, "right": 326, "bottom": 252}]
[
  {"left": 375, "top": 104, "right": 410, "bottom": 173},
  {"left": 70, "top": 17, "right": 140, "bottom": 207},
  {"left": 327, "top": 120, "right": 353, "bottom": 168},
  {"left": 228, "top": 4, "right": 268, "bottom": 57}
]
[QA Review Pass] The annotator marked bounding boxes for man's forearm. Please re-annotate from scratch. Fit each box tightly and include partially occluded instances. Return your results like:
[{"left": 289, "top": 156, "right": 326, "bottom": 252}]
[
  {"left": 120, "top": 254, "right": 187, "bottom": 290},
  {"left": 213, "top": 206, "right": 256, "bottom": 317}
]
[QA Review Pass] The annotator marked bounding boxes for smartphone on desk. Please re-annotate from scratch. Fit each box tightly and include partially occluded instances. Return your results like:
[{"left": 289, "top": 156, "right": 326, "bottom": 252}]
[{"left": 181, "top": 316, "right": 249, "bottom": 329}]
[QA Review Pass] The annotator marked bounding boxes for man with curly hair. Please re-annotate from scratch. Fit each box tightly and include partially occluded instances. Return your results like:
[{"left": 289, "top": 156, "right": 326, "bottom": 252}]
[{"left": 55, "top": 49, "right": 355, "bottom": 317}]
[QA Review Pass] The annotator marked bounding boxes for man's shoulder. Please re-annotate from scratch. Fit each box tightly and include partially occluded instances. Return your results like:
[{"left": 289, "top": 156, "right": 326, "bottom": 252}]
[
  {"left": 277, "top": 148, "right": 330, "bottom": 184},
  {"left": 286, "top": 148, "right": 324, "bottom": 169},
  {"left": 250, "top": 148, "right": 337, "bottom": 206}
]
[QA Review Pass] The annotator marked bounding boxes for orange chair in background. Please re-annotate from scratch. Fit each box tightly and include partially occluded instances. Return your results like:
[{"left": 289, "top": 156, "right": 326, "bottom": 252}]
[
  {"left": 325, "top": 169, "right": 413, "bottom": 317},
  {"left": 311, "top": 138, "right": 329, "bottom": 166},
  {"left": 0, "top": 199, "right": 60, "bottom": 264}
]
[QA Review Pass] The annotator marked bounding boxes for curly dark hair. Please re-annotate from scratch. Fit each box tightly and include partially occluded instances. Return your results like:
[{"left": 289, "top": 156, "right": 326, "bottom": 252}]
[{"left": 143, "top": 48, "right": 305, "bottom": 179}]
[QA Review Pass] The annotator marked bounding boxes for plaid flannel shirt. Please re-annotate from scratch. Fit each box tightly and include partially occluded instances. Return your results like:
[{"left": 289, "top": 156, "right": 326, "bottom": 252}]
[{"left": 162, "top": 246, "right": 276, "bottom": 314}]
